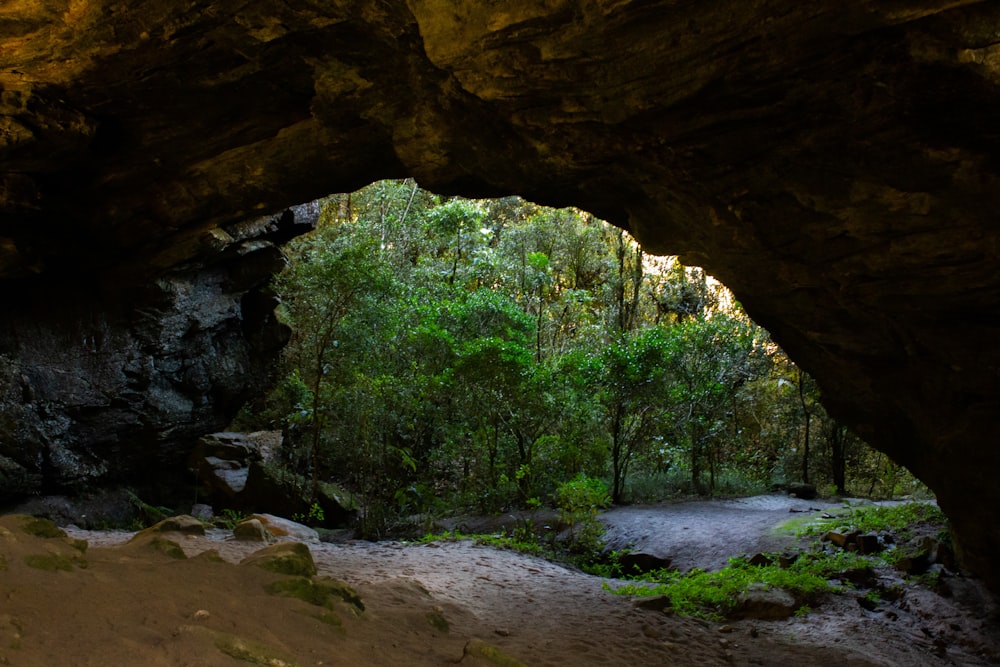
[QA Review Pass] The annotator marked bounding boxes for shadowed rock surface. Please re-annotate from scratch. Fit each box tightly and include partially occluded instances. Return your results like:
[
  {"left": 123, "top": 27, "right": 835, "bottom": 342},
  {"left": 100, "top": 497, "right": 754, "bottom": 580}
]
[{"left": 1, "top": 2, "right": 999, "bottom": 590}]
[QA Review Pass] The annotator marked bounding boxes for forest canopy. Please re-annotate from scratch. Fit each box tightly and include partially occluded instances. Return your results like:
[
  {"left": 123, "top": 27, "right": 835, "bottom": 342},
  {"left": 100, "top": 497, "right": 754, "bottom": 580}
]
[{"left": 236, "top": 180, "right": 923, "bottom": 538}]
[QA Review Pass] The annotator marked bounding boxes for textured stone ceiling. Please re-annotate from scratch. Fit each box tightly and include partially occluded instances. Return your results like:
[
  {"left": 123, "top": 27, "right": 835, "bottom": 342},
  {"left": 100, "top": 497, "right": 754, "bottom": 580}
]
[{"left": 1, "top": 1, "right": 1000, "bottom": 590}]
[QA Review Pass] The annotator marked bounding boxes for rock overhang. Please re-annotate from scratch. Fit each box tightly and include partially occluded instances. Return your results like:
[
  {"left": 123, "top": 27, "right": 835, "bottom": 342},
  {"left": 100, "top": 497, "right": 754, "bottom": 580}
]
[{"left": 1, "top": 1, "right": 999, "bottom": 591}]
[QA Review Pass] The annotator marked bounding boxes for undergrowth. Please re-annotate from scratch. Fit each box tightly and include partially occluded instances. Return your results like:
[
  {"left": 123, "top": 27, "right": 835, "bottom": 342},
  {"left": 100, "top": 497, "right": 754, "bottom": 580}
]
[
  {"left": 421, "top": 500, "right": 950, "bottom": 622},
  {"left": 784, "top": 502, "right": 946, "bottom": 541},
  {"left": 606, "top": 550, "right": 871, "bottom": 620}
]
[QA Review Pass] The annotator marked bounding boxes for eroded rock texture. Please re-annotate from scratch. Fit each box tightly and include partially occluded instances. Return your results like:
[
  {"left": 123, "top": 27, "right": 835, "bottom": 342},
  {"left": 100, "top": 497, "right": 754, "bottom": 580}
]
[
  {"left": 0, "top": 203, "right": 317, "bottom": 499},
  {"left": 1, "top": 2, "right": 999, "bottom": 587}
]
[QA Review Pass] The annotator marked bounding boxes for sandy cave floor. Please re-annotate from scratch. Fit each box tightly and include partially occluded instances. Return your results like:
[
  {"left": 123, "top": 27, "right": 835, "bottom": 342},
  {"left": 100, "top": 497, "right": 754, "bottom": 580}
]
[{"left": 0, "top": 495, "right": 997, "bottom": 666}]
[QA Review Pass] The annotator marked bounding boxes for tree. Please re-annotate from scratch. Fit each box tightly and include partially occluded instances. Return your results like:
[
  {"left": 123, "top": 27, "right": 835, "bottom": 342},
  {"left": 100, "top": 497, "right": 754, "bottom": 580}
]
[
  {"left": 590, "top": 327, "right": 673, "bottom": 503},
  {"left": 661, "top": 314, "right": 766, "bottom": 495},
  {"left": 273, "top": 223, "right": 396, "bottom": 503}
]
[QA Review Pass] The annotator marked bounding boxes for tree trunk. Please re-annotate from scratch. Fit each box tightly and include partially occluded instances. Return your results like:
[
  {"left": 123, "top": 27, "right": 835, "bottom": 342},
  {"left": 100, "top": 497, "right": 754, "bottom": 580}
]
[
  {"left": 829, "top": 423, "right": 847, "bottom": 495},
  {"left": 611, "top": 405, "right": 624, "bottom": 504},
  {"left": 797, "top": 368, "right": 811, "bottom": 484}
]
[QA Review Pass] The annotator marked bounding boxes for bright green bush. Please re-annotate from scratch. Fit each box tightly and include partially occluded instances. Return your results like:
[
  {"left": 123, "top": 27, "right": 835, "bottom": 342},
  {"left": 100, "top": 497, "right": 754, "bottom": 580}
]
[{"left": 554, "top": 474, "right": 611, "bottom": 554}]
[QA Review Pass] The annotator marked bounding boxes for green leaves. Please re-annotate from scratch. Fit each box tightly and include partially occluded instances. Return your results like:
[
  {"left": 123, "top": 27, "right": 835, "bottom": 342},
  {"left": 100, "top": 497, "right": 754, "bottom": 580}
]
[{"left": 246, "top": 179, "right": 864, "bottom": 526}]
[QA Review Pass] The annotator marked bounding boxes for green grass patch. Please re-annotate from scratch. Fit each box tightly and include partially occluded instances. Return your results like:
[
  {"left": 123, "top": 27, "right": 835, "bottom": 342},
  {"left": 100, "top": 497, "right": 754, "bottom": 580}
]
[
  {"left": 417, "top": 529, "right": 471, "bottom": 543},
  {"left": 419, "top": 529, "right": 550, "bottom": 558},
  {"left": 607, "top": 550, "right": 871, "bottom": 620},
  {"left": 474, "top": 533, "right": 548, "bottom": 557},
  {"left": 776, "top": 510, "right": 850, "bottom": 537},
  {"left": 782, "top": 502, "right": 945, "bottom": 541},
  {"left": 847, "top": 503, "right": 945, "bottom": 536}
]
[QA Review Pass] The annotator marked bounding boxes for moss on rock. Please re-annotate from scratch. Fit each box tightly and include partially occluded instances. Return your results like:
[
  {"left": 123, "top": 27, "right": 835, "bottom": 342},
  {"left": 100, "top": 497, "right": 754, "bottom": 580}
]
[
  {"left": 212, "top": 632, "right": 298, "bottom": 666},
  {"left": 24, "top": 552, "right": 80, "bottom": 572},
  {"left": 266, "top": 576, "right": 364, "bottom": 614},
  {"left": 241, "top": 542, "right": 316, "bottom": 577},
  {"left": 17, "top": 516, "right": 66, "bottom": 539},
  {"left": 462, "top": 639, "right": 526, "bottom": 667}
]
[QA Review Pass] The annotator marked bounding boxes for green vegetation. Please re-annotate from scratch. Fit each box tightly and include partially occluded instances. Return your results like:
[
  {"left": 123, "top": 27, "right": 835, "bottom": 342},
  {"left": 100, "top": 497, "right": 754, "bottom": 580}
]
[
  {"left": 462, "top": 639, "right": 527, "bottom": 667},
  {"left": 267, "top": 577, "right": 364, "bottom": 613},
  {"left": 214, "top": 634, "right": 299, "bottom": 667},
  {"left": 147, "top": 537, "right": 187, "bottom": 559},
  {"left": 17, "top": 516, "right": 66, "bottom": 539},
  {"left": 609, "top": 551, "right": 869, "bottom": 620},
  {"left": 784, "top": 502, "right": 946, "bottom": 540},
  {"left": 555, "top": 475, "right": 611, "bottom": 554},
  {"left": 244, "top": 543, "right": 316, "bottom": 577},
  {"left": 125, "top": 489, "right": 174, "bottom": 528},
  {"left": 24, "top": 553, "right": 87, "bottom": 572},
  {"left": 219, "top": 508, "right": 248, "bottom": 530},
  {"left": 235, "top": 180, "right": 927, "bottom": 538},
  {"left": 426, "top": 610, "right": 450, "bottom": 633},
  {"left": 292, "top": 503, "right": 325, "bottom": 526},
  {"left": 609, "top": 500, "right": 948, "bottom": 620}
]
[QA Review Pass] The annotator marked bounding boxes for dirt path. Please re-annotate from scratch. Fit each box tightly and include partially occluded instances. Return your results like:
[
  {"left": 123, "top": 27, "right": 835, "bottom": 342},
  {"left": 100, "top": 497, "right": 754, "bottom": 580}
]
[
  {"left": 600, "top": 494, "right": 837, "bottom": 571},
  {"left": 33, "top": 497, "right": 997, "bottom": 666}
]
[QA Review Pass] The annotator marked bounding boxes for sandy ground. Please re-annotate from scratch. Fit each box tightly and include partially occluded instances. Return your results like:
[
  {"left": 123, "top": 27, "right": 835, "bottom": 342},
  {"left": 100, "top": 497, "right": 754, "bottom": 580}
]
[{"left": 0, "top": 496, "right": 997, "bottom": 666}]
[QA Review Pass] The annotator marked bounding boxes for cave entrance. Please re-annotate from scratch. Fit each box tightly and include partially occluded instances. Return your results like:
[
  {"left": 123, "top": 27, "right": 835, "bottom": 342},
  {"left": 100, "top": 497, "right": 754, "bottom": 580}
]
[{"left": 225, "top": 179, "right": 923, "bottom": 540}]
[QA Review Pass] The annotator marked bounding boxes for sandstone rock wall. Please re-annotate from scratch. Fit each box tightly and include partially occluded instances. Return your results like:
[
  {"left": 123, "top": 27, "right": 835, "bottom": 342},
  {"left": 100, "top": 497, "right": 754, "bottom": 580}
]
[
  {"left": 1, "top": 1, "right": 999, "bottom": 590},
  {"left": 0, "top": 204, "right": 317, "bottom": 501}
]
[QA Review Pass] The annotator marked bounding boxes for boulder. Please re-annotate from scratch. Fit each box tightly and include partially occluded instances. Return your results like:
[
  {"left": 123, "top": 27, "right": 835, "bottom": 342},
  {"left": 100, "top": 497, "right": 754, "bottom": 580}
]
[
  {"left": 730, "top": 585, "right": 798, "bottom": 621},
  {"left": 233, "top": 518, "right": 272, "bottom": 543},
  {"left": 190, "top": 432, "right": 271, "bottom": 501},
  {"left": 618, "top": 552, "right": 672, "bottom": 575},
  {"left": 893, "top": 535, "right": 939, "bottom": 575},
  {"left": 239, "top": 462, "right": 357, "bottom": 528},
  {"left": 3, "top": 488, "right": 141, "bottom": 529},
  {"left": 132, "top": 515, "right": 206, "bottom": 537},
  {"left": 189, "top": 503, "right": 214, "bottom": 521},
  {"left": 250, "top": 514, "right": 319, "bottom": 544},
  {"left": 787, "top": 483, "right": 817, "bottom": 500},
  {"left": 632, "top": 595, "right": 673, "bottom": 613},
  {"left": 241, "top": 542, "right": 316, "bottom": 577}
]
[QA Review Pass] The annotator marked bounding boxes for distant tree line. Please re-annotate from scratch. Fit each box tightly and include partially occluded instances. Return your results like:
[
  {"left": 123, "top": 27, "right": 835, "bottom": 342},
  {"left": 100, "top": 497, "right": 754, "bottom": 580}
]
[{"left": 236, "top": 180, "right": 924, "bottom": 537}]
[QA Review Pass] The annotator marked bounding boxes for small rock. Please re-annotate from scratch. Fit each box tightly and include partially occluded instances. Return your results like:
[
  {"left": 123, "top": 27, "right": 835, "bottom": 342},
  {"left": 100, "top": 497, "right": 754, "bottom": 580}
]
[
  {"left": 825, "top": 531, "right": 849, "bottom": 548},
  {"left": 730, "top": 585, "right": 797, "bottom": 620},
  {"left": 190, "top": 504, "right": 214, "bottom": 521},
  {"left": 857, "top": 595, "right": 878, "bottom": 611},
  {"left": 856, "top": 533, "right": 881, "bottom": 554},
  {"left": 632, "top": 595, "right": 673, "bottom": 612},
  {"left": 233, "top": 518, "right": 271, "bottom": 542},
  {"left": 787, "top": 482, "right": 817, "bottom": 499},
  {"left": 778, "top": 552, "right": 798, "bottom": 568},
  {"left": 618, "top": 552, "right": 672, "bottom": 574}
]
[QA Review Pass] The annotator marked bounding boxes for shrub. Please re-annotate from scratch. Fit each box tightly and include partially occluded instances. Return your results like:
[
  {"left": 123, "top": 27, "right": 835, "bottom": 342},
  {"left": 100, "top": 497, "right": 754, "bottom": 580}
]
[{"left": 554, "top": 474, "right": 611, "bottom": 554}]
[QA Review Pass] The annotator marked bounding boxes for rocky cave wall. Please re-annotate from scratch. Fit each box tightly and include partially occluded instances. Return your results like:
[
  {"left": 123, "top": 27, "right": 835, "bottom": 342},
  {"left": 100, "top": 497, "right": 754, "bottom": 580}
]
[
  {"left": 0, "top": 203, "right": 317, "bottom": 501},
  {"left": 1, "top": 2, "right": 1000, "bottom": 589}
]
